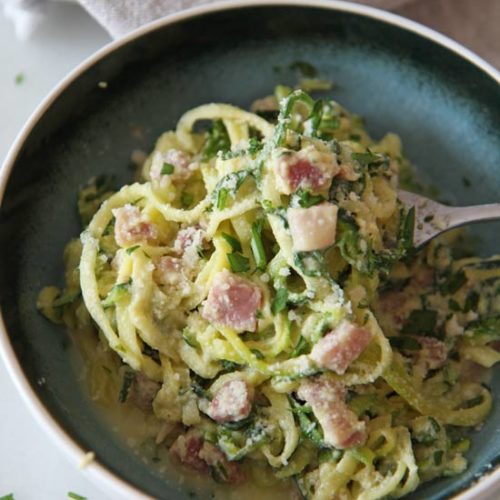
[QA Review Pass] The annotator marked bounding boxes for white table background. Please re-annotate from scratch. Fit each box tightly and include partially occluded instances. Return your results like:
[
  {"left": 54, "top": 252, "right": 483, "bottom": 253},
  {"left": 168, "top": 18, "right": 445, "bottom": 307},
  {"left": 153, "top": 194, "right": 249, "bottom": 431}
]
[
  {"left": 0, "top": 3, "right": 111, "bottom": 499},
  {"left": 0, "top": 2, "right": 498, "bottom": 500}
]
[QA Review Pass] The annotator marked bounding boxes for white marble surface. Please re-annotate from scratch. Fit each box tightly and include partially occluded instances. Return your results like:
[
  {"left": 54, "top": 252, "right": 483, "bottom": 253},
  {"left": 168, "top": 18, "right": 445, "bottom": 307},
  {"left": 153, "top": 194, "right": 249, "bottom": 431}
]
[{"left": 0, "top": 3, "right": 111, "bottom": 499}]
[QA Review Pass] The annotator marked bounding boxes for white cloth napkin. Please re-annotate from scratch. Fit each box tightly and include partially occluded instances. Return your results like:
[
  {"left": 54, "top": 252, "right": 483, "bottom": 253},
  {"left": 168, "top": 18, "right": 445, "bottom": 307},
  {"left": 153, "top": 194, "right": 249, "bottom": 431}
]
[
  {"left": 2, "top": 0, "right": 415, "bottom": 40},
  {"left": 78, "top": 0, "right": 414, "bottom": 38}
]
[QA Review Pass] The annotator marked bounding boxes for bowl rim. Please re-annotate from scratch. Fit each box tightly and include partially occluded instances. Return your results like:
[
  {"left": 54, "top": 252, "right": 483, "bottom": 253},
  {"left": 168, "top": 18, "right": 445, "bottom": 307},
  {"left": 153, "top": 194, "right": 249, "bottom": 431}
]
[{"left": 0, "top": 1, "right": 498, "bottom": 499}]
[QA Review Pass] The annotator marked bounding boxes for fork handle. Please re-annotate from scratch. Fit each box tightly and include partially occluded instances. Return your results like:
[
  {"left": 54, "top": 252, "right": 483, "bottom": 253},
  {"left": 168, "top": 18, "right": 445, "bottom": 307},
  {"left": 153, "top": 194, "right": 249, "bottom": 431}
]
[{"left": 445, "top": 203, "right": 500, "bottom": 228}]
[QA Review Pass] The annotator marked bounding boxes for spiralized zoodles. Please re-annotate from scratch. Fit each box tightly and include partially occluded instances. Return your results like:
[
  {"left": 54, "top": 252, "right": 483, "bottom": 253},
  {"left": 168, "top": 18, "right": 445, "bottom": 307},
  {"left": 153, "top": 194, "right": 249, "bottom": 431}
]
[{"left": 38, "top": 86, "right": 500, "bottom": 499}]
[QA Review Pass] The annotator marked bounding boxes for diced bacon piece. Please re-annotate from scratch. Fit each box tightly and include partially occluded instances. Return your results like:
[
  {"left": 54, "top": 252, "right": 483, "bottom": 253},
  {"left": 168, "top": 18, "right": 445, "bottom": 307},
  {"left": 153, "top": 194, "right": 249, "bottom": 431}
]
[
  {"left": 376, "top": 290, "right": 409, "bottom": 327},
  {"left": 170, "top": 429, "right": 208, "bottom": 473},
  {"left": 202, "top": 269, "right": 262, "bottom": 332},
  {"left": 207, "top": 380, "right": 254, "bottom": 423},
  {"left": 288, "top": 202, "right": 338, "bottom": 251},
  {"left": 297, "top": 377, "right": 366, "bottom": 449},
  {"left": 414, "top": 336, "right": 448, "bottom": 370},
  {"left": 412, "top": 266, "right": 434, "bottom": 288},
  {"left": 199, "top": 442, "right": 246, "bottom": 484},
  {"left": 275, "top": 145, "right": 339, "bottom": 195},
  {"left": 129, "top": 372, "right": 160, "bottom": 412},
  {"left": 154, "top": 256, "right": 183, "bottom": 285},
  {"left": 170, "top": 430, "right": 245, "bottom": 483},
  {"left": 112, "top": 204, "right": 158, "bottom": 247},
  {"left": 310, "top": 321, "right": 372, "bottom": 374},
  {"left": 174, "top": 226, "right": 206, "bottom": 254},
  {"left": 150, "top": 149, "right": 195, "bottom": 183}
]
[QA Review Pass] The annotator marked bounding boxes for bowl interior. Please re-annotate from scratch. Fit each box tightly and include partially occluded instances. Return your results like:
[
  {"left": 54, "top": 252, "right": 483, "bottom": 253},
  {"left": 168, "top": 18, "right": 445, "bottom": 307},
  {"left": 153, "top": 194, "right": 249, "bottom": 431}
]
[{"left": 1, "top": 3, "right": 499, "bottom": 499}]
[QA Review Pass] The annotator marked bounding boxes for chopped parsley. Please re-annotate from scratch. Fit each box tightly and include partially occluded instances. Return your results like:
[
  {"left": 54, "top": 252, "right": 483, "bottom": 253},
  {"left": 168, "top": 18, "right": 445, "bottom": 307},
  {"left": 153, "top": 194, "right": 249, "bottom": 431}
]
[
  {"left": 293, "top": 188, "right": 325, "bottom": 208},
  {"left": 202, "top": 120, "right": 231, "bottom": 160},
  {"left": 389, "top": 336, "right": 422, "bottom": 351},
  {"left": 439, "top": 270, "right": 467, "bottom": 295},
  {"left": 126, "top": 245, "right": 140, "bottom": 255},
  {"left": 433, "top": 450, "right": 444, "bottom": 466},
  {"left": 67, "top": 494, "right": 87, "bottom": 500},
  {"left": 181, "top": 191, "right": 194, "bottom": 208},
  {"left": 227, "top": 252, "right": 250, "bottom": 273},
  {"left": 271, "top": 288, "right": 288, "bottom": 315},
  {"left": 402, "top": 309, "right": 438, "bottom": 335},
  {"left": 221, "top": 232, "right": 242, "bottom": 252},
  {"left": 217, "top": 188, "right": 228, "bottom": 210},
  {"left": 14, "top": 72, "right": 25, "bottom": 85},
  {"left": 291, "top": 335, "right": 309, "bottom": 357},
  {"left": 250, "top": 219, "right": 267, "bottom": 271},
  {"left": 289, "top": 60, "right": 318, "bottom": 78},
  {"left": 118, "top": 369, "right": 135, "bottom": 403},
  {"left": 161, "top": 162, "right": 175, "bottom": 175}
]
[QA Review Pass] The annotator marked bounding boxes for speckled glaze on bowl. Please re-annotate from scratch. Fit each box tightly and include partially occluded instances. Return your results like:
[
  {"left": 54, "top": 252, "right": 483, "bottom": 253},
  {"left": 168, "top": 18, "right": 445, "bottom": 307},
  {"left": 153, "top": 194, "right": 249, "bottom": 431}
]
[{"left": 0, "top": 1, "right": 499, "bottom": 499}]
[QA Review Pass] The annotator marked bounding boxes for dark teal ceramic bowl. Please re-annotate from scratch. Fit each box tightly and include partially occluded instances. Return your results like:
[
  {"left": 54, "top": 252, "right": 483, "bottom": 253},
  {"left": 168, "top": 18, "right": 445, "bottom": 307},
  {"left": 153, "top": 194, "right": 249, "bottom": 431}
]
[{"left": 0, "top": 1, "right": 499, "bottom": 498}]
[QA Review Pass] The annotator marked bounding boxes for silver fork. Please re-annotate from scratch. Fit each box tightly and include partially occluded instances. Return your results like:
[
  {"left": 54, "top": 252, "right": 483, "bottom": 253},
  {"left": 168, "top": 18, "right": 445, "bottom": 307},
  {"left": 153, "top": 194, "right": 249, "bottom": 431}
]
[{"left": 398, "top": 190, "right": 500, "bottom": 248}]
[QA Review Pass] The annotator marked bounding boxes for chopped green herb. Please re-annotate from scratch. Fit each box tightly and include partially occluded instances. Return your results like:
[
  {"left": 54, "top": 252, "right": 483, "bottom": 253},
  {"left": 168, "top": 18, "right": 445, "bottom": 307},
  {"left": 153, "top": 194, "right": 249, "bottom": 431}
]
[
  {"left": 118, "top": 369, "right": 135, "bottom": 403},
  {"left": 227, "top": 252, "right": 250, "bottom": 273},
  {"left": 319, "top": 449, "right": 343, "bottom": 463},
  {"left": 14, "top": 72, "right": 25, "bottom": 85},
  {"left": 251, "top": 348, "right": 265, "bottom": 360},
  {"left": 463, "top": 395, "right": 483, "bottom": 409},
  {"left": 1, "top": 495, "right": 15, "bottom": 500},
  {"left": 463, "top": 290, "right": 479, "bottom": 313},
  {"left": 439, "top": 271, "right": 467, "bottom": 295},
  {"left": 402, "top": 309, "right": 437, "bottom": 334},
  {"left": 291, "top": 335, "right": 309, "bottom": 357},
  {"left": 221, "top": 232, "right": 242, "bottom": 252},
  {"left": 103, "top": 216, "right": 115, "bottom": 236},
  {"left": 271, "top": 288, "right": 289, "bottom": 315},
  {"left": 210, "top": 462, "right": 229, "bottom": 483},
  {"left": 161, "top": 162, "right": 175, "bottom": 175},
  {"left": 424, "top": 215, "right": 434, "bottom": 223},
  {"left": 191, "top": 377, "right": 210, "bottom": 399},
  {"left": 293, "top": 188, "right": 325, "bottom": 208},
  {"left": 389, "top": 336, "right": 422, "bottom": 351},
  {"left": 433, "top": 450, "right": 444, "bottom": 466},
  {"left": 126, "top": 245, "right": 140, "bottom": 255},
  {"left": 290, "top": 397, "right": 327, "bottom": 448},
  {"left": 67, "top": 494, "right": 86, "bottom": 500},
  {"left": 221, "top": 359, "right": 242, "bottom": 372},
  {"left": 202, "top": 120, "right": 231, "bottom": 160},
  {"left": 448, "top": 298, "right": 461, "bottom": 311},
  {"left": 181, "top": 191, "right": 194, "bottom": 208},
  {"left": 351, "top": 151, "right": 388, "bottom": 171},
  {"left": 467, "top": 315, "right": 500, "bottom": 339},
  {"left": 217, "top": 188, "right": 228, "bottom": 210},
  {"left": 336, "top": 212, "right": 375, "bottom": 276},
  {"left": 182, "top": 328, "right": 200, "bottom": 349},
  {"left": 289, "top": 61, "right": 318, "bottom": 78},
  {"left": 399, "top": 206, "right": 415, "bottom": 251},
  {"left": 251, "top": 220, "right": 267, "bottom": 271}
]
